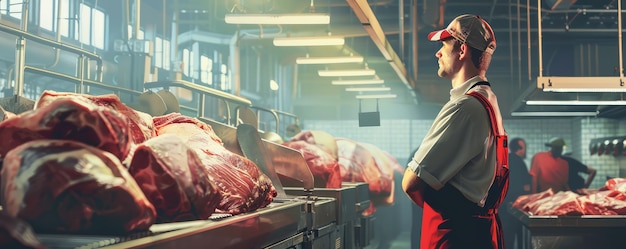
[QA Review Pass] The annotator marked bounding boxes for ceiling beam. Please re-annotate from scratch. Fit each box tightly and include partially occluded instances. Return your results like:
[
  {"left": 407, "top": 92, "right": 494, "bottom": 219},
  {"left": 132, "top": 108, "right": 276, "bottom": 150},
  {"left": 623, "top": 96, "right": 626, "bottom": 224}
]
[{"left": 345, "top": 0, "right": 415, "bottom": 89}]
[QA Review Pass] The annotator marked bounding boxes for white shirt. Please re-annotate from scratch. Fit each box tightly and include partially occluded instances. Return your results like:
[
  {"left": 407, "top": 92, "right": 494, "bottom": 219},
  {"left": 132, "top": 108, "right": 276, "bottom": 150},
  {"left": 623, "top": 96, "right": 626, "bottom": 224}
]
[{"left": 408, "top": 76, "right": 505, "bottom": 207}]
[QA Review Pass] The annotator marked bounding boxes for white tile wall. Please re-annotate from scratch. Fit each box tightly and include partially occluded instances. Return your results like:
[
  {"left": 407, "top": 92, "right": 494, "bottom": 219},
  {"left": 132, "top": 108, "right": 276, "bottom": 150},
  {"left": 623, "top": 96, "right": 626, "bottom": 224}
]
[{"left": 304, "top": 117, "right": 624, "bottom": 189}]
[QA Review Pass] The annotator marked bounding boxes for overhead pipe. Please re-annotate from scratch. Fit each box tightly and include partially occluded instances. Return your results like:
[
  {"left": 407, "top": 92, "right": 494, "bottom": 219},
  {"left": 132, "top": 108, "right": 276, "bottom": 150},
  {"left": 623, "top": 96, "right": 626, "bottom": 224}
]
[
  {"left": 46, "top": 0, "right": 63, "bottom": 69},
  {"left": 13, "top": 0, "right": 29, "bottom": 97},
  {"left": 399, "top": 0, "right": 404, "bottom": 59},
  {"left": 618, "top": 0, "right": 623, "bottom": 78}
]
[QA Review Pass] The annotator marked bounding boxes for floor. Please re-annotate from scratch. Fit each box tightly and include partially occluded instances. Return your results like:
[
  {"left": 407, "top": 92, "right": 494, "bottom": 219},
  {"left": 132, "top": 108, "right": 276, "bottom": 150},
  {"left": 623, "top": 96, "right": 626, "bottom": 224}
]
[{"left": 364, "top": 231, "right": 412, "bottom": 249}]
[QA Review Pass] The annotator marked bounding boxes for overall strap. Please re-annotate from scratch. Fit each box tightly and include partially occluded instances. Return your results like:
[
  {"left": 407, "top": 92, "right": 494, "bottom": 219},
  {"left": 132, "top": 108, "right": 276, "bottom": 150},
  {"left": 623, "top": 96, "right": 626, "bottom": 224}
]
[{"left": 466, "top": 91, "right": 500, "bottom": 136}]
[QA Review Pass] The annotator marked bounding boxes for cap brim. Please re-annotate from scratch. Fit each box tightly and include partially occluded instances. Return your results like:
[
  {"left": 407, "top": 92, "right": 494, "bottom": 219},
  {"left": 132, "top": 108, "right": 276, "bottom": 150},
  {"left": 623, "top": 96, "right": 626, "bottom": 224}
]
[{"left": 428, "top": 29, "right": 452, "bottom": 42}]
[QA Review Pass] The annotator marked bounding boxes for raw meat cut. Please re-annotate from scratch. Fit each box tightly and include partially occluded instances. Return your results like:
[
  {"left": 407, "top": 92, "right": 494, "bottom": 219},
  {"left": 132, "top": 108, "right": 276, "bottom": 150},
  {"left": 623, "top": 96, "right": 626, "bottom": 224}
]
[
  {"left": 527, "top": 191, "right": 582, "bottom": 216},
  {"left": 282, "top": 140, "right": 342, "bottom": 188},
  {"left": 35, "top": 90, "right": 156, "bottom": 145},
  {"left": 1, "top": 140, "right": 156, "bottom": 234},
  {"left": 153, "top": 113, "right": 277, "bottom": 215},
  {"left": 512, "top": 188, "right": 555, "bottom": 211},
  {"left": 335, "top": 138, "right": 390, "bottom": 195},
  {"left": 290, "top": 130, "right": 339, "bottom": 160},
  {"left": 0, "top": 97, "right": 131, "bottom": 160},
  {"left": 128, "top": 134, "right": 222, "bottom": 222}
]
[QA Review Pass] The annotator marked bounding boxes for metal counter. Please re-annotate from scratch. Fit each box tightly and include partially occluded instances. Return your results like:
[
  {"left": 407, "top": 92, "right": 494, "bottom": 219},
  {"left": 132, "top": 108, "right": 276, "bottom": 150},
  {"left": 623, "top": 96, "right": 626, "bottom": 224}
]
[
  {"left": 37, "top": 199, "right": 306, "bottom": 249},
  {"left": 508, "top": 204, "right": 626, "bottom": 249}
]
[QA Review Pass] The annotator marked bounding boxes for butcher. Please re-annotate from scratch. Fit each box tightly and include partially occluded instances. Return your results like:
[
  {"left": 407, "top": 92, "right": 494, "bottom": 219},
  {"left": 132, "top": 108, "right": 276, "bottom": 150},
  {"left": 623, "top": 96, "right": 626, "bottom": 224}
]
[{"left": 402, "top": 14, "right": 508, "bottom": 249}]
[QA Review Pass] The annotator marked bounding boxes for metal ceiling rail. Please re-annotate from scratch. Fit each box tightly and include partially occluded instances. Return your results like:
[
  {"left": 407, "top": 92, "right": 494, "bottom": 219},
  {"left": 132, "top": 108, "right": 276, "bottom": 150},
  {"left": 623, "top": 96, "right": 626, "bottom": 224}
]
[{"left": 345, "top": 0, "right": 415, "bottom": 89}]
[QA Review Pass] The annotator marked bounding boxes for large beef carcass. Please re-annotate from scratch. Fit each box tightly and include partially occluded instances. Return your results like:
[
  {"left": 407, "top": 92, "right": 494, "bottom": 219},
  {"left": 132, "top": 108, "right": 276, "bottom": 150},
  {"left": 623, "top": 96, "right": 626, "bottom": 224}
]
[
  {"left": 35, "top": 90, "right": 156, "bottom": 145},
  {"left": 128, "top": 134, "right": 222, "bottom": 222},
  {"left": 0, "top": 97, "right": 131, "bottom": 160},
  {"left": 0, "top": 140, "right": 156, "bottom": 234},
  {"left": 153, "top": 113, "right": 277, "bottom": 215},
  {"left": 282, "top": 140, "right": 342, "bottom": 188}
]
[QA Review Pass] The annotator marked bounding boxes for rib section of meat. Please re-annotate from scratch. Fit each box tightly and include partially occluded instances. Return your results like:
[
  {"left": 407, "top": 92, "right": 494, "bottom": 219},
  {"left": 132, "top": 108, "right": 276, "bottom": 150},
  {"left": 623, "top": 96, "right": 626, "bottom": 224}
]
[
  {"left": 0, "top": 140, "right": 156, "bottom": 234},
  {"left": 153, "top": 113, "right": 277, "bottom": 215},
  {"left": 128, "top": 134, "right": 222, "bottom": 222},
  {"left": 0, "top": 97, "right": 131, "bottom": 160}
]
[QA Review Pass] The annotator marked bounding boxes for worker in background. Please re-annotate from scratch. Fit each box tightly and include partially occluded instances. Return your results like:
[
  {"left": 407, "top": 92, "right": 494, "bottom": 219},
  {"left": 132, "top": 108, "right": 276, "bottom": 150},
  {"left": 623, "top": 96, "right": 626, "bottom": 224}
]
[
  {"left": 500, "top": 137, "right": 531, "bottom": 249},
  {"left": 562, "top": 149, "right": 597, "bottom": 193},
  {"left": 530, "top": 137, "right": 570, "bottom": 193},
  {"left": 402, "top": 14, "right": 507, "bottom": 248}
]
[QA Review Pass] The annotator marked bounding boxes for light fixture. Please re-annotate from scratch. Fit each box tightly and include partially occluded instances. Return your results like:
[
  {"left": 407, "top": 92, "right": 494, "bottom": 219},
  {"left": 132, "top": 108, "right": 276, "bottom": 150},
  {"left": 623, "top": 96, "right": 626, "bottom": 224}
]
[
  {"left": 510, "top": 111, "right": 598, "bottom": 117},
  {"left": 356, "top": 94, "right": 397, "bottom": 99},
  {"left": 296, "top": 56, "right": 364, "bottom": 64},
  {"left": 224, "top": 13, "right": 330, "bottom": 25},
  {"left": 273, "top": 36, "right": 344, "bottom": 46},
  {"left": 318, "top": 69, "right": 375, "bottom": 77},
  {"left": 526, "top": 100, "right": 626, "bottom": 105},
  {"left": 269, "top": 79, "right": 279, "bottom": 91},
  {"left": 538, "top": 76, "right": 626, "bottom": 92},
  {"left": 332, "top": 78, "right": 385, "bottom": 85},
  {"left": 345, "top": 87, "right": 390, "bottom": 92}
]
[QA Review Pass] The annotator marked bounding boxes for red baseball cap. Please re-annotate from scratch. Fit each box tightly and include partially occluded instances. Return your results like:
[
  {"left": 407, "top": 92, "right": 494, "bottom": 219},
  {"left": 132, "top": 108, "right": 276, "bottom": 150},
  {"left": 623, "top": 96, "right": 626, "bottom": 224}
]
[{"left": 428, "top": 14, "right": 497, "bottom": 55}]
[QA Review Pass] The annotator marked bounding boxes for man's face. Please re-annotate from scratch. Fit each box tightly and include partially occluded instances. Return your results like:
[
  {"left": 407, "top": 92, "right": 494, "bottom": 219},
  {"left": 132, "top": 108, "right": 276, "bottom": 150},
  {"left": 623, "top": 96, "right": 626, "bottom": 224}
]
[
  {"left": 435, "top": 39, "right": 461, "bottom": 79},
  {"left": 517, "top": 140, "right": 526, "bottom": 159},
  {"left": 551, "top": 146, "right": 563, "bottom": 158}
]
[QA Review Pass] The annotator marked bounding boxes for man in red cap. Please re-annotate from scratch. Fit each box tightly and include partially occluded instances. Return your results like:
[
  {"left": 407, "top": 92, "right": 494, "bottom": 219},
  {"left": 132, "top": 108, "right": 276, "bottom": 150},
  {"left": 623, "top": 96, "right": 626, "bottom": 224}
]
[{"left": 402, "top": 14, "right": 507, "bottom": 249}]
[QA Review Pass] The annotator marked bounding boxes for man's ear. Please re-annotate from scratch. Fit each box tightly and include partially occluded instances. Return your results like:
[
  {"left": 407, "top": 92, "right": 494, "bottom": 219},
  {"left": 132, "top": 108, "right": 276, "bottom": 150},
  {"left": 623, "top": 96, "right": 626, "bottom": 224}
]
[{"left": 458, "top": 43, "right": 469, "bottom": 60}]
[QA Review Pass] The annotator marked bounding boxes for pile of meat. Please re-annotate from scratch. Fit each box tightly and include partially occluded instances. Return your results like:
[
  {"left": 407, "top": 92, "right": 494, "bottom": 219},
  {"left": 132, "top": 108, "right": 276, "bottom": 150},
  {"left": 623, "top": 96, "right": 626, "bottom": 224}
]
[
  {"left": 0, "top": 91, "right": 277, "bottom": 237},
  {"left": 512, "top": 178, "right": 626, "bottom": 216},
  {"left": 283, "top": 130, "right": 404, "bottom": 215}
]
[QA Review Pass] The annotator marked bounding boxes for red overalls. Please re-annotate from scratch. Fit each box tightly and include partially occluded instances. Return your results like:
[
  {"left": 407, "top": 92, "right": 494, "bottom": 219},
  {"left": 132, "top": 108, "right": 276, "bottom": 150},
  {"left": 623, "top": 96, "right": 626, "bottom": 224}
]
[{"left": 420, "top": 90, "right": 509, "bottom": 249}]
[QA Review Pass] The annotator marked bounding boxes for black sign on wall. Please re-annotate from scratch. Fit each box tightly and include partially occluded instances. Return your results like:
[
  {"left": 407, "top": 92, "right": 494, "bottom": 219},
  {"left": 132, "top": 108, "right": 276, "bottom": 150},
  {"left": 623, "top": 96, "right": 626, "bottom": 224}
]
[{"left": 358, "top": 99, "right": 381, "bottom": 127}]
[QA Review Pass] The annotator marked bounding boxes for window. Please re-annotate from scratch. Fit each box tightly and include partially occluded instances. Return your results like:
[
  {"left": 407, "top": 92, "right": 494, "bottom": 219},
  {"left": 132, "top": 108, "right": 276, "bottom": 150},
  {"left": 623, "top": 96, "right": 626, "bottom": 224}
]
[
  {"left": 59, "top": 0, "right": 69, "bottom": 37},
  {"left": 127, "top": 25, "right": 145, "bottom": 40},
  {"left": 163, "top": 39, "right": 171, "bottom": 70},
  {"left": 220, "top": 64, "right": 230, "bottom": 91},
  {"left": 8, "top": 0, "right": 23, "bottom": 19},
  {"left": 200, "top": 56, "right": 212, "bottom": 84},
  {"left": 91, "top": 8, "right": 105, "bottom": 49},
  {"left": 39, "top": 0, "right": 54, "bottom": 31},
  {"left": 182, "top": 49, "right": 189, "bottom": 76},
  {"left": 189, "top": 49, "right": 195, "bottom": 78},
  {"left": 154, "top": 37, "right": 163, "bottom": 68},
  {"left": 78, "top": 3, "right": 90, "bottom": 44}
]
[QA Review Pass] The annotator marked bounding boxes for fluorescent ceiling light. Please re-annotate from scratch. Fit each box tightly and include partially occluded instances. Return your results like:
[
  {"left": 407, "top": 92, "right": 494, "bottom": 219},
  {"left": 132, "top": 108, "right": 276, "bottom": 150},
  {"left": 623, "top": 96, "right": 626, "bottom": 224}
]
[
  {"left": 224, "top": 13, "right": 330, "bottom": 25},
  {"left": 296, "top": 56, "right": 364, "bottom": 64},
  {"left": 318, "top": 69, "right": 375, "bottom": 77},
  {"left": 273, "top": 36, "right": 344, "bottom": 46},
  {"left": 538, "top": 76, "right": 626, "bottom": 92},
  {"left": 332, "top": 79, "right": 384, "bottom": 85},
  {"left": 526, "top": 100, "right": 626, "bottom": 105},
  {"left": 346, "top": 87, "right": 390, "bottom": 92},
  {"left": 356, "top": 94, "right": 397, "bottom": 99},
  {"left": 511, "top": 111, "right": 597, "bottom": 117}
]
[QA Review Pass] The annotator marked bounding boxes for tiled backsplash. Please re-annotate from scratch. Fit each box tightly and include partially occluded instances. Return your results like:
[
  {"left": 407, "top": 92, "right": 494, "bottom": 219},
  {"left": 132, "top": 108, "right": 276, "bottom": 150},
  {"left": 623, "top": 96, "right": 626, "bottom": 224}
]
[{"left": 304, "top": 117, "right": 625, "bottom": 189}]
